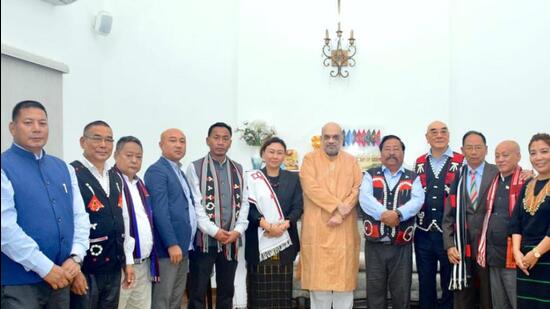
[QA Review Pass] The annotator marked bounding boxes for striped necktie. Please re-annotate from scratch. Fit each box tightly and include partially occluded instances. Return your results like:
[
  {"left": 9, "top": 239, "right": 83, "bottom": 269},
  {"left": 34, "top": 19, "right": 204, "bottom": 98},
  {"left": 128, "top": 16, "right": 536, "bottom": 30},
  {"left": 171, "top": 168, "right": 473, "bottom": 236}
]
[{"left": 469, "top": 169, "right": 478, "bottom": 210}]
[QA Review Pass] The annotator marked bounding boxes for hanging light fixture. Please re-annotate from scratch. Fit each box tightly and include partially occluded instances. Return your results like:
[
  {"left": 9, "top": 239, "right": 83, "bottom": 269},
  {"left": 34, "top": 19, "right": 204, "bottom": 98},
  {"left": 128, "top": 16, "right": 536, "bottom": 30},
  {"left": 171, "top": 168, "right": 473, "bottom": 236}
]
[{"left": 322, "top": 0, "right": 356, "bottom": 78}]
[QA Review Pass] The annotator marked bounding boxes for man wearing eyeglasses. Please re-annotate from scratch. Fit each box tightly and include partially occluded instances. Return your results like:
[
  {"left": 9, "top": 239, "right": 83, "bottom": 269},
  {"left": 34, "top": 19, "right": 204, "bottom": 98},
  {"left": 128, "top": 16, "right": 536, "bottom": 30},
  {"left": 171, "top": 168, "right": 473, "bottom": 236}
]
[
  {"left": 69, "top": 121, "right": 130, "bottom": 309},
  {"left": 442, "top": 131, "right": 498, "bottom": 309}
]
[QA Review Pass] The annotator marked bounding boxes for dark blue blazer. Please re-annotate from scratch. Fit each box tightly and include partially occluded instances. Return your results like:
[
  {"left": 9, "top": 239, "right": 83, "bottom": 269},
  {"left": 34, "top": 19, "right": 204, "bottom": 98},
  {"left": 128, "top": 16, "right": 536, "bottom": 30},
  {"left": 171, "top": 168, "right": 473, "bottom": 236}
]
[{"left": 144, "top": 157, "right": 193, "bottom": 258}]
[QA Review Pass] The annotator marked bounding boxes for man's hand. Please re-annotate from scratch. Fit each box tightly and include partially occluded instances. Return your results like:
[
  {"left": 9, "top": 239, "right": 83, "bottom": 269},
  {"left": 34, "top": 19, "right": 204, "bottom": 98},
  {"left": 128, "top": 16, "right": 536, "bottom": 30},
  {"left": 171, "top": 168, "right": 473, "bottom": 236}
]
[
  {"left": 222, "top": 231, "right": 240, "bottom": 245},
  {"left": 327, "top": 212, "right": 343, "bottom": 227},
  {"left": 381, "top": 210, "right": 399, "bottom": 227},
  {"left": 447, "top": 247, "right": 461, "bottom": 264},
  {"left": 61, "top": 258, "right": 80, "bottom": 281},
  {"left": 337, "top": 203, "right": 353, "bottom": 217},
  {"left": 519, "top": 170, "right": 534, "bottom": 182},
  {"left": 70, "top": 271, "right": 88, "bottom": 295},
  {"left": 43, "top": 265, "right": 71, "bottom": 290},
  {"left": 167, "top": 245, "right": 183, "bottom": 265},
  {"left": 214, "top": 229, "right": 230, "bottom": 243},
  {"left": 122, "top": 265, "right": 135, "bottom": 289}
]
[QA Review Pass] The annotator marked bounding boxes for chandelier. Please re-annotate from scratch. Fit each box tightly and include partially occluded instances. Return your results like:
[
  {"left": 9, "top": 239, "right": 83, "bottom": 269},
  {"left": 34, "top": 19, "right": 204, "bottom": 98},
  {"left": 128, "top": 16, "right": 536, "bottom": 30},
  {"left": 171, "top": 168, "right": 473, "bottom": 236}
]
[{"left": 322, "top": 0, "right": 356, "bottom": 78}]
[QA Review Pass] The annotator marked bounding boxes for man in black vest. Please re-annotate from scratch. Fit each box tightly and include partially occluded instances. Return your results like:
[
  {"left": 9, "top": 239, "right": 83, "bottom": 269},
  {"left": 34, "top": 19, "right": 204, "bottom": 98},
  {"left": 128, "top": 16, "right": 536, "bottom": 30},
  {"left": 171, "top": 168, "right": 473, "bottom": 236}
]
[
  {"left": 414, "top": 121, "right": 464, "bottom": 309},
  {"left": 69, "top": 121, "right": 127, "bottom": 309},
  {"left": 359, "top": 135, "right": 425, "bottom": 309}
]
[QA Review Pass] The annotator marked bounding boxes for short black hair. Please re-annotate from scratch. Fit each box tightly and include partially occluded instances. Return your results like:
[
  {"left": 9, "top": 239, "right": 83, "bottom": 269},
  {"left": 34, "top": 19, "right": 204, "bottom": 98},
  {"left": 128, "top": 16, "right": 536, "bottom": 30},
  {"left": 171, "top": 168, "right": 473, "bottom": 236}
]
[
  {"left": 379, "top": 135, "right": 405, "bottom": 152},
  {"left": 12, "top": 100, "right": 48, "bottom": 121},
  {"left": 83, "top": 120, "right": 111, "bottom": 136},
  {"left": 462, "top": 130, "right": 486, "bottom": 145},
  {"left": 260, "top": 137, "right": 287, "bottom": 156},
  {"left": 115, "top": 136, "right": 143, "bottom": 153},
  {"left": 207, "top": 122, "right": 232, "bottom": 137},
  {"left": 529, "top": 132, "right": 550, "bottom": 150}
]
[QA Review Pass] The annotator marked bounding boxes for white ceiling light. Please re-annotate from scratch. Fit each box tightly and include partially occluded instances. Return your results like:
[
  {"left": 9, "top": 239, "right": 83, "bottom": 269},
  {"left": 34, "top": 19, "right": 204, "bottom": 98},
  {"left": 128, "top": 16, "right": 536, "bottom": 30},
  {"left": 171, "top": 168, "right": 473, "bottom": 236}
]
[{"left": 42, "top": 0, "right": 78, "bottom": 5}]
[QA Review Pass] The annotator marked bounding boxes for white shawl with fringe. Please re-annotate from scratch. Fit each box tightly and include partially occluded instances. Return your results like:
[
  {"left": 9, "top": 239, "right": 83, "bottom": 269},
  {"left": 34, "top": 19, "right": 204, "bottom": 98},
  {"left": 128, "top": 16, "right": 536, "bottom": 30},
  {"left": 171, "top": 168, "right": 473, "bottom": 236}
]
[{"left": 246, "top": 170, "right": 292, "bottom": 261}]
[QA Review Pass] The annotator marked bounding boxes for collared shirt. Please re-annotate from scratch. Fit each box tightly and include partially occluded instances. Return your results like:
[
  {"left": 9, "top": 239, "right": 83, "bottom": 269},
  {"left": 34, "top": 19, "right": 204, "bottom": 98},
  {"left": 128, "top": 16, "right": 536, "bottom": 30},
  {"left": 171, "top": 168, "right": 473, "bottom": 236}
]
[
  {"left": 164, "top": 157, "right": 197, "bottom": 251},
  {"left": 121, "top": 174, "right": 153, "bottom": 264},
  {"left": 428, "top": 146, "right": 454, "bottom": 177},
  {"left": 466, "top": 161, "right": 485, "bottom": 195},
  {"left": 1, "top": 145, "right": 90, "bottom": 278},
  {"left": 80, "top": 156, "right": 111, "bottom": 196},
  {"left": 359, "top": 165, "right": 425, "bottom": 221},
  {"left": 186, "top": 157, "right": 250, "bottom": 238}
]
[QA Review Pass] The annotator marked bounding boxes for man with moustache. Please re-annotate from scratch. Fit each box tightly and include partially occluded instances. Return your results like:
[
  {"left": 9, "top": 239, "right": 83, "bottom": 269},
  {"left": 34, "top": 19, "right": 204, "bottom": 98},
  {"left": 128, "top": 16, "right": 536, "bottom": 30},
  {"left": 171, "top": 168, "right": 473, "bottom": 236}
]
[
  {"left": 1, "top": 101, "right": 89, "bottom": 309},
  {"left": 145, "top": 128, "right": 197, "bottom": 309},
  {"left": 186, "top": 122, "right": 249, "bottom": 309},
  {"left": 114, "top": 136, "right": 160, "bottom": 309},
  {"left": 442, "top": 131, "right": 499, "bottom": 309},
  {"left": 414, "top": 121, "right": 464, "bottom": 309},
  {"left": 477, "top": 141, "right": 526, "bottom": 309},
  {"left": 70, "top": 121, "right": 127, "bottom": 309},
  {"left": 360, "top": 135, "right": 424, "bottom": 309},
  {"left": 299, "top": 122, "right": 363, "bottom": 309}
]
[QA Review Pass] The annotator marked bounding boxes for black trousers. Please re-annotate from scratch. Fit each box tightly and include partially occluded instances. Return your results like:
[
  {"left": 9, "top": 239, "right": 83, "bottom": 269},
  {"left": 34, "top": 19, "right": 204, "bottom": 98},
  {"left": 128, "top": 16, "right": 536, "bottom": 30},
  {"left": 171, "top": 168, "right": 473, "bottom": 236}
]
[
  {"left": 188, "top": 249, "right": 237, "bottom": 309},
  {"left": 1, "top": 282, "right": 70, "bottom": 309},
  {"left": 453, "top": 263, "right": 492, "bottom": 309},
  {"left": 69, "top": 270, "right": 121, "bottom": 309},
  {"left": 414, "top": 230, "right": 453, "bottom": 309},
  {"left": 365, "top": 241, "right": 413, "bottom": 309}
]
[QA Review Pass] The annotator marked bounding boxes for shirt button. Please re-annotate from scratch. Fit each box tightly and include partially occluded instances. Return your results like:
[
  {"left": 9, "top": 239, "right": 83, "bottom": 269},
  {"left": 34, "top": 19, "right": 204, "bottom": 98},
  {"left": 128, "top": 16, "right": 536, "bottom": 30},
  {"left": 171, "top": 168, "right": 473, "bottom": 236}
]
[{"left": 58, "top": 218, "right": 62, "bottom": 223}]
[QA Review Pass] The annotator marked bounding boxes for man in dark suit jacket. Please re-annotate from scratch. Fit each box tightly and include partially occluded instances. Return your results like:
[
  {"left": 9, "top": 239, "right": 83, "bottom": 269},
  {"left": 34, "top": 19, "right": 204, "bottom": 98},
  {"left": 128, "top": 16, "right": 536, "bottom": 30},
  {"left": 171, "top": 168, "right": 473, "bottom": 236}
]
[
  {"left": 145, "top": 128, "right": 197, "bottom": 309},
  {"left": 443, "top": 131, "right": 499, "bottom": 309}
]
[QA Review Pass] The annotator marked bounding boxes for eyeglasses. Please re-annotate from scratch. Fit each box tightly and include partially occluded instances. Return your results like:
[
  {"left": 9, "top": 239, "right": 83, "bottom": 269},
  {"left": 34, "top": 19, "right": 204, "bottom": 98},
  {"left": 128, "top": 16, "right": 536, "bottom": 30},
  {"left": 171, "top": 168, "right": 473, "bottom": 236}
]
[{"left": 85, "top": 135, "right": 115, "bottom": 144}]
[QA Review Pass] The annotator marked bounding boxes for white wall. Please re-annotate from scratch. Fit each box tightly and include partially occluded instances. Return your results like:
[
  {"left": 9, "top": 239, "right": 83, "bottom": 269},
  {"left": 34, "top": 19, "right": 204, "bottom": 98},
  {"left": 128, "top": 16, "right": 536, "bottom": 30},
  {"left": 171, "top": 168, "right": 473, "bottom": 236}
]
[
  {"left": 1, "top": 0, "right": 239, "bottom": 170},
  {"left": 2, "top": 0, "right": 549, "bottom": 172}
]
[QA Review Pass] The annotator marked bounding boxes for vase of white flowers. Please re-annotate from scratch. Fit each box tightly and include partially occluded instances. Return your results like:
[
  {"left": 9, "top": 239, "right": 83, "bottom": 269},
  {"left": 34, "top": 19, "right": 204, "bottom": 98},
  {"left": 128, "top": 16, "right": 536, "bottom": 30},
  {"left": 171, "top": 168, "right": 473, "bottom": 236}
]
[{"left": 236, "top": 120, "right": 277, "bottom": 169}]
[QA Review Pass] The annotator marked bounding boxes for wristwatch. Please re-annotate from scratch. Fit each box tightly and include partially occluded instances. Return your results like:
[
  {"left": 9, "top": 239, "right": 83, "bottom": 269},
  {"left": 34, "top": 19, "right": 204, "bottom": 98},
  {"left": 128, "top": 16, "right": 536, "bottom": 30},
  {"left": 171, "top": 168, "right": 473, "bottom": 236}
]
[
  {"left": 70, "top": 254, "right": 83, "bottom": 266},
  {"left": 533, "top": 248, "right": 542, "bottom": 259}
]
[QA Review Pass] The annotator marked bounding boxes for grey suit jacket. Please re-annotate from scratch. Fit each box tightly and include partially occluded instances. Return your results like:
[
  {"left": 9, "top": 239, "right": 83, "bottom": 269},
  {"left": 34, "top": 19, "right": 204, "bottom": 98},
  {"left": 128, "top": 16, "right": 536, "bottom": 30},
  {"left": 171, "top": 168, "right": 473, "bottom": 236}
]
[{"left": 442, "top": 162, "right": 499, "bottom": 259}]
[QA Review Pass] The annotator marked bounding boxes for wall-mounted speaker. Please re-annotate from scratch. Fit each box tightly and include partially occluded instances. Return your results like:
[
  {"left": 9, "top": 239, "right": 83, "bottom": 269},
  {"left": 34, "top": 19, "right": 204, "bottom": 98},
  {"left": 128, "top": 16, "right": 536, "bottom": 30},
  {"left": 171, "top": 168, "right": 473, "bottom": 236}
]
[{"left": 94, "top": 11, "right": 113, "bottom": 36}]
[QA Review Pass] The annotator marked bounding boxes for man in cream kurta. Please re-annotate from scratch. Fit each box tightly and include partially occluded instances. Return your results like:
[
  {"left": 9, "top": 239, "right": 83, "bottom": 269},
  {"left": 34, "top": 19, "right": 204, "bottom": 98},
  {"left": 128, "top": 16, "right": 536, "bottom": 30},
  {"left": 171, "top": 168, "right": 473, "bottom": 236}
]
[{"left": 299, "top": 122, "right": 362, "bottom": 309}]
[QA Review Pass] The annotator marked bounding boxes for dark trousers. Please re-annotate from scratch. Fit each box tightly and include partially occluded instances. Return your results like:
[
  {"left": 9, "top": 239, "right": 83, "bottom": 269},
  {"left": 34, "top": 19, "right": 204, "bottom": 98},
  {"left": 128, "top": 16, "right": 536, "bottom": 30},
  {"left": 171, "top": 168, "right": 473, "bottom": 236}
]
[
  {"left": 453, "top": 263, "right": 492, "bottom": 309},
  {"left": 70, "top": 270, "right": 121, "bottom": 309},
  {"left": 414, "top": 230, "right": 453, "bottom": 309},
  {"left": 1, "top": 283, "right": 70, "bottom": 309},
  {"left": 365, "top": 241, "right": 412, "bottom": 309},
  {"left": 188, "top": 249, "right": 237, "bottom": 309}
]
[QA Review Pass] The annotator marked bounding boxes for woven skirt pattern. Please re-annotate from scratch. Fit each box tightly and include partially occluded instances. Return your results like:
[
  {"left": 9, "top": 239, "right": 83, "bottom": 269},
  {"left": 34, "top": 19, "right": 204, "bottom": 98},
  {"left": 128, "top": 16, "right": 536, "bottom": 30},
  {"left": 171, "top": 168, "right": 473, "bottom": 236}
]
[
  {"left": 247, "top": 258, "right": 294, "bottom": 309},
  {"left": 517, "top": 246, "right": 550, "bottom": 309}
]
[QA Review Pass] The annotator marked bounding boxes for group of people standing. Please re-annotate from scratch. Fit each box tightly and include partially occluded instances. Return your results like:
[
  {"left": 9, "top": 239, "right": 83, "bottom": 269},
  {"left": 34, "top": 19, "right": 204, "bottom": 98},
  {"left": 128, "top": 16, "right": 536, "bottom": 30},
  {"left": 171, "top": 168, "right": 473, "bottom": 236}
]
[{"left": 1, "top": 100, "right": 548, "bottom": 309}]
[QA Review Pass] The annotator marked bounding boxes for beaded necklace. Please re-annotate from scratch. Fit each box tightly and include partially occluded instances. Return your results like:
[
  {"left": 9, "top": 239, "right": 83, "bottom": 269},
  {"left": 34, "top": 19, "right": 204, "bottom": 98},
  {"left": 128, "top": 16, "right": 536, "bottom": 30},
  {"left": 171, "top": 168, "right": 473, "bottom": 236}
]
[{"left": 523, "top": 177, "right": 550, "bottom": 216}]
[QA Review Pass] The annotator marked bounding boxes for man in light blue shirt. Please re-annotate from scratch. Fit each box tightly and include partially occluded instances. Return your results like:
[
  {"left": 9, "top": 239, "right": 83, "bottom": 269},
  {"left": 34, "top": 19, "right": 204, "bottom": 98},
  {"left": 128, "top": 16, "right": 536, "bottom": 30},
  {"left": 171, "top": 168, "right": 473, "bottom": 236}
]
[
  {"left": 1, "top": 100, "right": 89, "bottom": 309},
  {"left": 359, "top": 135, "right": 424, "bottom": 309}
]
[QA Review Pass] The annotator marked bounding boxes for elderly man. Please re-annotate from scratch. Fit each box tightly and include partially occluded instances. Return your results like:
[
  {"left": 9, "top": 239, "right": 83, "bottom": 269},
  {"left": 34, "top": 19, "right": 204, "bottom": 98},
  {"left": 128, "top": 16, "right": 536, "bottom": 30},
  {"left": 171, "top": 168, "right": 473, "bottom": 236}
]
[
  {"left": 299, "top": 122, "right": 362, "bottom": 309},
  {"left": 414, "top": 121, "right": 464, "bottom": 309},
  {"left": 186, "top": 122, "right": 249, "bottom": 309},
  {"left": 443, "top": 131, "right": 499, "bottom": 309},
  {"left": 477, "top": 141, "right": 525, "bottom": 309},
  {"left": 114, "top": 136, "right": 160, "bottom": 309},
  {"left": 145, "top": 128, "right": 197, "bottom": 309},
  {"left": 1, "top": 101, "right": 89, "bottom": 309},
  {"left": 360, "top": 135, "right": 425, "bottom": 309},
  {"left": 69, "top": 120, "right": 128, "bottom": 309}
]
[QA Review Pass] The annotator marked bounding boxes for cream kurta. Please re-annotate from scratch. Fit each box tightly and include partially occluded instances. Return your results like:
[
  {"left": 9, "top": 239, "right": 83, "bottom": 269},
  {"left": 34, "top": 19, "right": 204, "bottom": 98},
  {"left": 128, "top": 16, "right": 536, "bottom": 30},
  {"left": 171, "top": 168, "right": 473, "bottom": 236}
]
[{"left": 299, "top": 149, "right": 362, "bottom": 291}]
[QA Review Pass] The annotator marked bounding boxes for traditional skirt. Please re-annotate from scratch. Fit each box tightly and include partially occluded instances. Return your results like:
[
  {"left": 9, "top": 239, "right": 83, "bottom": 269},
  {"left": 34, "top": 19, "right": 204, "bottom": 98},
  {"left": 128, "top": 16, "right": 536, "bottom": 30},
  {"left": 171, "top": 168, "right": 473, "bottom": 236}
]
[
  {"left": 517, "top": 245, "right": 550, "bottom": 309},
  {"left": 247, "top": 254, "right": 294, "bottom": 309}
]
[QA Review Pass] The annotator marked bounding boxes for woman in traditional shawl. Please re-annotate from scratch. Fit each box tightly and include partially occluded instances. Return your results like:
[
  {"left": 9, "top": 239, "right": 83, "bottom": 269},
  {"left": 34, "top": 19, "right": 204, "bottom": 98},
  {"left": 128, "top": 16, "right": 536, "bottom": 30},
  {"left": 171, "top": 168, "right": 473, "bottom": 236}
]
[
  {"left": 509, "top": 133, "right": 550, "bottom": 309},
  {"left": 244, "top": 137, "right": 303, "bottom": 309}
]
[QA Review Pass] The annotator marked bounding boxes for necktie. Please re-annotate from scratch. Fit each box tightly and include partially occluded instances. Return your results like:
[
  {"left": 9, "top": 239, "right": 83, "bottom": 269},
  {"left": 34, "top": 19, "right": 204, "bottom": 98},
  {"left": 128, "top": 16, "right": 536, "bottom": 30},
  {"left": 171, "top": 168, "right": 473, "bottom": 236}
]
[{"left": 469, "top": 169, "right": 478, "bottom": 210}]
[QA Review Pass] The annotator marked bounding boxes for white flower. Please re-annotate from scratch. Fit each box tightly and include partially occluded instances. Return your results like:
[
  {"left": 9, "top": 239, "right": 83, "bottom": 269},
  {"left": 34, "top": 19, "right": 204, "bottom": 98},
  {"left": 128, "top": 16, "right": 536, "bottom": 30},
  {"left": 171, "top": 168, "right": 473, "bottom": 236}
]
[{"left": 236, "top": 120, "right": 277, "bottom": 146}]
